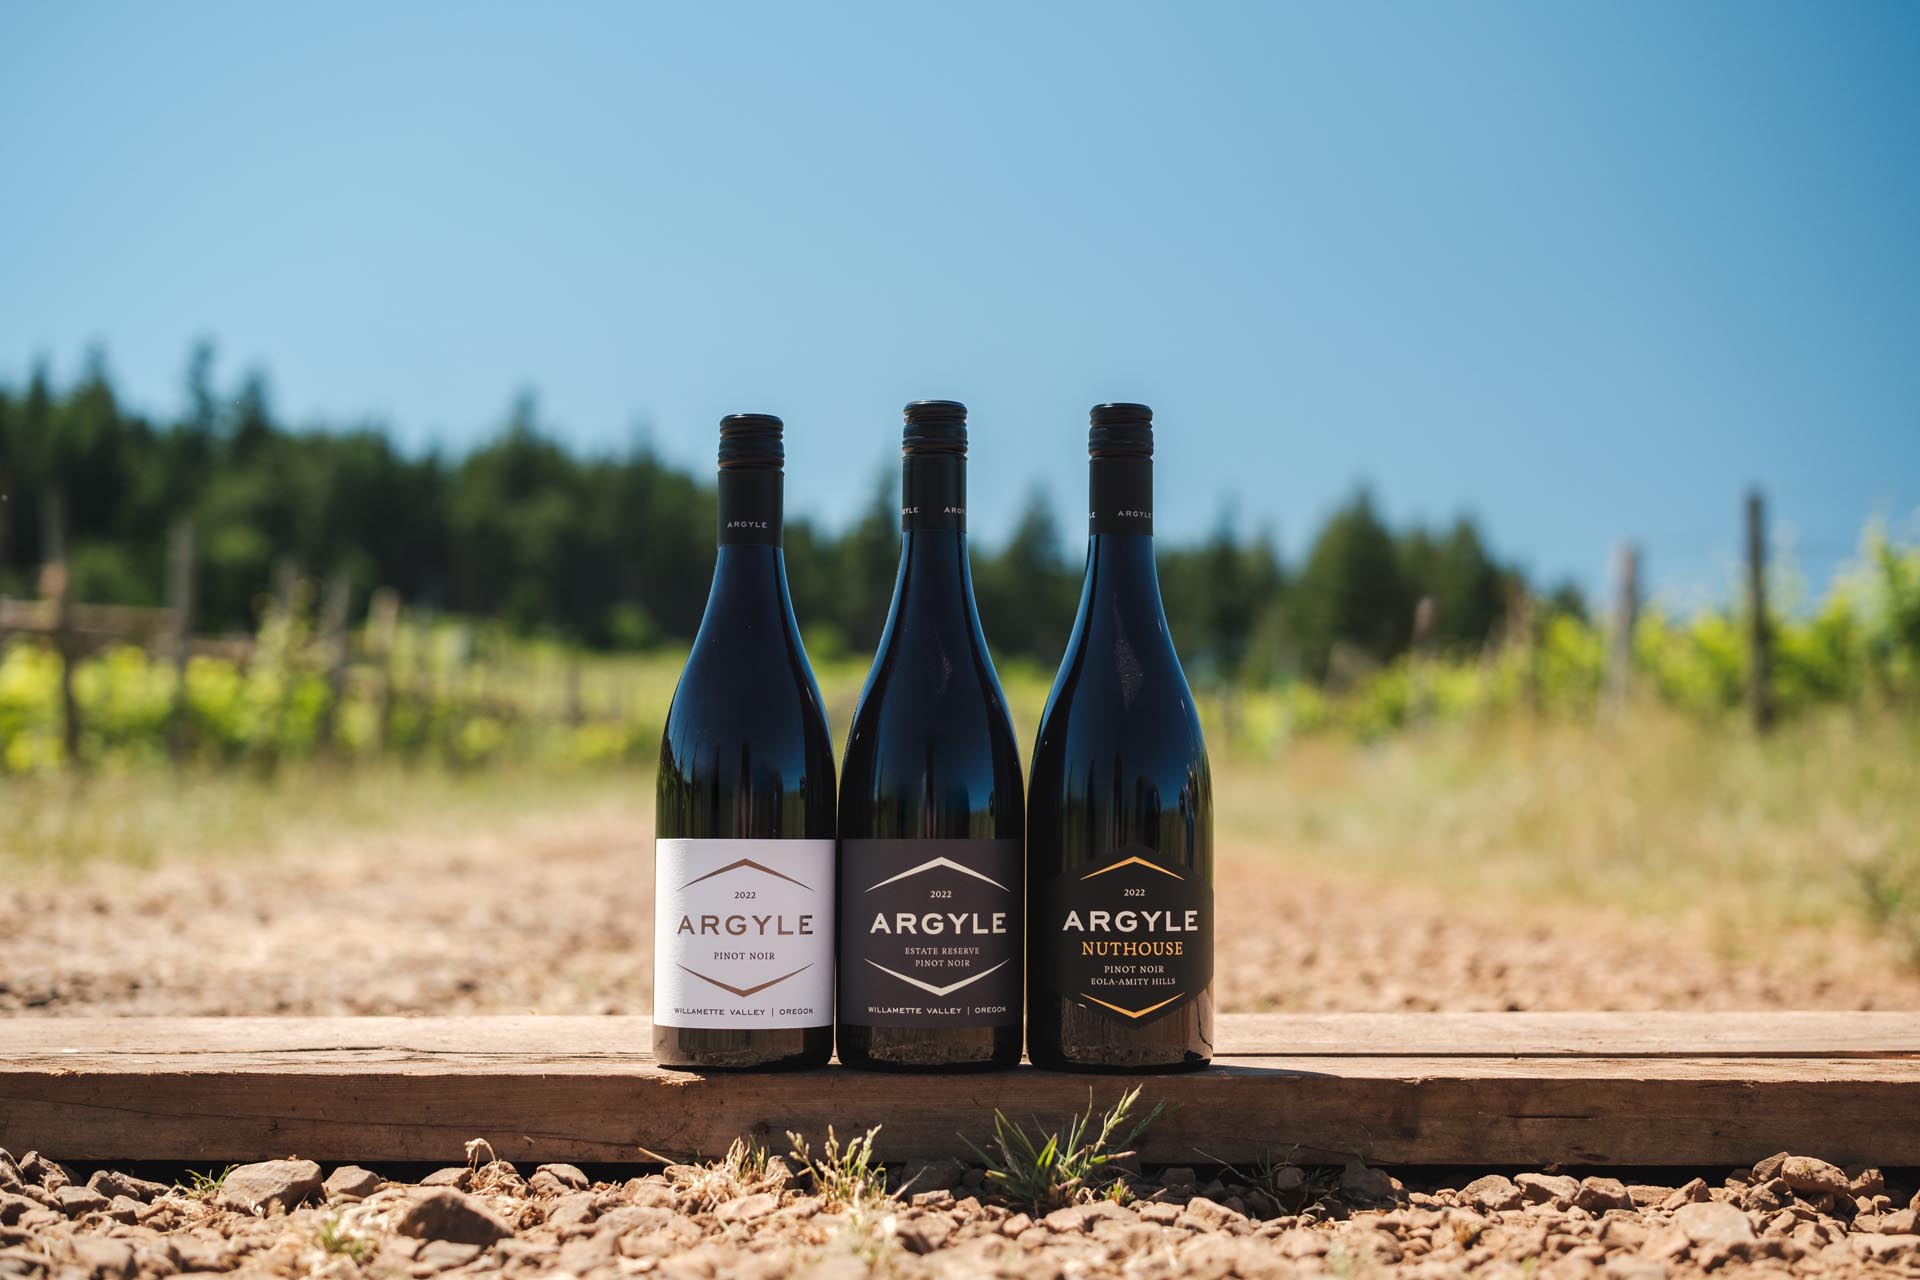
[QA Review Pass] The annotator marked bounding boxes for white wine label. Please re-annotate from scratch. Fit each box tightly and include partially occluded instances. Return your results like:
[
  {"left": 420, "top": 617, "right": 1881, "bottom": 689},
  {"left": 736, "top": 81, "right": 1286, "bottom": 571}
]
[
  {"left": 837, "top": 837, "right": 1022, "bottom": 1028},
  {"left": 653, "top": 838, "right": 834, "bottom": 1029},
  {"left": 1037, "top": 845, "right": 1212, "bottom": 1022}
]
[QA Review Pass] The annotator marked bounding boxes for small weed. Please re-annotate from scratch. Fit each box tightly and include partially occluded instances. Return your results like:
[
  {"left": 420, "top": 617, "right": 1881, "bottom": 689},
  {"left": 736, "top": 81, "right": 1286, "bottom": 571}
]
[
  {"left": 1103, "top": 1179, "right": 1135, "bottom": 1207},
  {"left": 316, "top": 1215, "right": 378, "bottom": 1263},
  {"left": 787, "top": 1126, "right": 889, "bottom": 1209},
  {"left": 674, "top": 1136, "right": 779, "bottom": 1211},
  {"left": 177, "top": 1165, "right": 234, "bottom": 1202},
  {"left": 963, "top": 1085, "right": 1163, "bottom": 1211}
]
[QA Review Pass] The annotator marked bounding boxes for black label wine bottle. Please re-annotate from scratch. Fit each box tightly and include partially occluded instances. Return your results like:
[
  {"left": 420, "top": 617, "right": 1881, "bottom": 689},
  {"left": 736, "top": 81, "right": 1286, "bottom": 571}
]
[
  {"left": 1027, "top": 402, "right": 1214, "bottom": 1072},
  {"left": 837, "top": 400, "right": 1025, "bottom": 1071},
  {"left": 653, "top": 413, "right": 836, "bottom": 1071}
]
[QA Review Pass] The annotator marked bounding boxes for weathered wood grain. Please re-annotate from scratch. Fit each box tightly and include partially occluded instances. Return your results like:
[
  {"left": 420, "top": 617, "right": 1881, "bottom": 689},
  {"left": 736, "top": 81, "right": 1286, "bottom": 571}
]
[{"left": 1, "top": 1013, "right": 1914, "bottom": 1166}]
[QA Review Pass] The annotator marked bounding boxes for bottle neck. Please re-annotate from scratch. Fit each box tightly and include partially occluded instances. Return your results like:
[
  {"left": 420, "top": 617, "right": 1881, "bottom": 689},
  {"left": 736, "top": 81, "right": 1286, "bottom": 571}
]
[
  {"left": 700, "top": 471, "right": 794, "bottom": 633},
  {"left": 902, "top": 452, "right": 965, "bottom": 533},
  {"left": 1083, "top": 457, "right": 1165, "bottom": 614},
  {"left": 718, "top": 469, "right": 782, "bottom": 546},
  {"left": 890, "top": 454, "right": 979, "bottom": 626}
]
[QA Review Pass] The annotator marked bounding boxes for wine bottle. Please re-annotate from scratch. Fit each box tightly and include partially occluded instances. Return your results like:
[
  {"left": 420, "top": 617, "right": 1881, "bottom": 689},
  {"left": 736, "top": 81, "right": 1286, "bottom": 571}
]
[
  {"left": 837, "top": 400, "right": 1024, "bottom": 1071},
  {"left": 1027, "top": 402, "right": 1213, "bottom": 1072},
  {"left": 653, "top": 413, "right": 836, "bottom": 1071}
]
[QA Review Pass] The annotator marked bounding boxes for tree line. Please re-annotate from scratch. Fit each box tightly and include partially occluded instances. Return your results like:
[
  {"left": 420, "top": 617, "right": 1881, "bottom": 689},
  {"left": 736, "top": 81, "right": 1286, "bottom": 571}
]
[{"left": 0, "top": 350, "right": 1566, "bottom": 684}]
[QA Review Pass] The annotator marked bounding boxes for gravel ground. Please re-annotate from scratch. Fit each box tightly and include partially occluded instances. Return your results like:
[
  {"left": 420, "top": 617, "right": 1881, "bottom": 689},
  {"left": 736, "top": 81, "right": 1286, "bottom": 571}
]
[
  {"left": 3, "top": 813, "right": 1916, "bottom": 1016},
  {"left": 4, "top": 1145, "right": 1918, "bottom": 1279}
]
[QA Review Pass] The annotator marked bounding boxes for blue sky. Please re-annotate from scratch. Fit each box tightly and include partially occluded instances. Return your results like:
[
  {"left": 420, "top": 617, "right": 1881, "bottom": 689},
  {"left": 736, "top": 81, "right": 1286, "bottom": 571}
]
[{"left": 3, "top": 2, "right": 1917, "bottom": 604}]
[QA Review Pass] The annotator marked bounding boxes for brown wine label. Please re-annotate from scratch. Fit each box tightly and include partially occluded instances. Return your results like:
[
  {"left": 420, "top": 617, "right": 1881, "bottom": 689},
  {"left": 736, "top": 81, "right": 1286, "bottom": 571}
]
[
  {"left": 1037, "top": 846, "right": 1211, "bottom": 1021},
  {"left": 837, "top": 838, "right": 1022, "bottom": 1028}
]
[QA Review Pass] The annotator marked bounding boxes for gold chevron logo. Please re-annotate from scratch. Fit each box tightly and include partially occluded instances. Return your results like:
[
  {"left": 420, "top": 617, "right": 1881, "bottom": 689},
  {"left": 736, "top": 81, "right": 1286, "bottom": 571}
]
[
  {"left": 1081, "top": 993, "right": 1182, "bottom": 1019},
  {"left": 1081, "top": 855, "right": 1184, "bottom": 881}
]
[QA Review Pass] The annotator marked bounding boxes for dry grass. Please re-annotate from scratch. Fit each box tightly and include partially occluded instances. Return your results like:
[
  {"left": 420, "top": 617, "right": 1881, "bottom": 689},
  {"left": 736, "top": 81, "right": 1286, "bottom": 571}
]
[{"left": 1220, "top": 704, "right": 1920, "bottom": 968}]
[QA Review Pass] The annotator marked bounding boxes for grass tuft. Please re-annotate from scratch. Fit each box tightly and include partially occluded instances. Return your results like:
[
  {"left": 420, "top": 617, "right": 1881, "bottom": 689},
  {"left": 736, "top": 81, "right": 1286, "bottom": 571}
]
[
  {"left": 316, "top": 1214, "right": 378, "bottom": 1263},
  {"left": 963, "top": 1085, "right": 1162, "bottom": 1211},
  {"left": 177, "top": 1165, "right": 235, "bottom": 1202},
  {"left": 787, "top": 1126, "right": 889, "bottom": 1209}
]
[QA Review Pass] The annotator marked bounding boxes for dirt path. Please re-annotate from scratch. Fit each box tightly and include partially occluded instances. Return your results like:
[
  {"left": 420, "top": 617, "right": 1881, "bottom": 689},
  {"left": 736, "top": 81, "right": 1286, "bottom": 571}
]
[{"left": 5, "top": 815, "right": 1914, "bottom": 1016}]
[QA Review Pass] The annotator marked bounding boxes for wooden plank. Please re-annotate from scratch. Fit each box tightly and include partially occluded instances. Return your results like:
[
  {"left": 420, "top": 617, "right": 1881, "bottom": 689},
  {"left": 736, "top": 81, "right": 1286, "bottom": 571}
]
[
  {"left": 3, "top": 1012, "right": 1915, "bottom": 1064},
  {"left": 2, "top": 1014, "right": 1916, "bottom": 1167}
]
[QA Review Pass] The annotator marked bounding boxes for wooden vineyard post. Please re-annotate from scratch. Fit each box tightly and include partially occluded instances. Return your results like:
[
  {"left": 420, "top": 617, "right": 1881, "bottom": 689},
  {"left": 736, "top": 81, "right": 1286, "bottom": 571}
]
[
  {"left": 1604, "top": 541, "right": 1639, "bottom": 716},
  {"left": 1746, "top": 489, "right": 1775, "bottom": 733},
  {"left": 45, "top": 491, "right": 82, "bottom": 769},
  {"left": 166, "top": 517, "right": 197, "bottom": 762},
  {"left": 317, "top": 571, "right": 352, "bottom": 755}
]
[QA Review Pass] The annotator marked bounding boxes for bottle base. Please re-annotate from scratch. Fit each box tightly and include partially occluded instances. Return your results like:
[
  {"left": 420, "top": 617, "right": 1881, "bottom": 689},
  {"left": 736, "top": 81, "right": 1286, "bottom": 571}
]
[
  {"left": 652, "top": 1026, "right": 832, "bottom": 1072},
  {"left": 1026, "top": 1050, "right": 1211, "bottom": 1074},
  {"left": 836, "top": 1024, "right": 1021, "bottom": 1073}
]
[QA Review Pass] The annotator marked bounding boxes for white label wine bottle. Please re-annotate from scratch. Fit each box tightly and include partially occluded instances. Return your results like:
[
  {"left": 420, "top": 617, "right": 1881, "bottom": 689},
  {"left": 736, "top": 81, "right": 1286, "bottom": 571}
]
[
  {"left": 1027, "top": 403, "right": 1214, "bottom": 1072},
  {"left": 653, "top": 413, "right": 836, "bottom": 1070},
  {"left": 836, "top": 401, "right": 1024, "bottom": 1071}
]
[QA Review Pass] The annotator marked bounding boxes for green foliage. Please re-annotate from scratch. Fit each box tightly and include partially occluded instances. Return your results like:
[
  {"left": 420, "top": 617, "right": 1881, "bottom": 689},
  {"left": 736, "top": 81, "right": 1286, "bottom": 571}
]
[
  {"left": 962, "top": 1085, "right": 1163, "bottom": 1211},
  {"left": 315, "top": 1215, "right": 378, "bottom": 1263}
]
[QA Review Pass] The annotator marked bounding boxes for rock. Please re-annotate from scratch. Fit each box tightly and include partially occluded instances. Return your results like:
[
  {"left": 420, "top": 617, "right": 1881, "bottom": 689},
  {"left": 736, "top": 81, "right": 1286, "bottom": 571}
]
[
  {"left": 1658, "top": 1178, "right": 1712, "bottom": 1211},
  {"left": 910, "top": 1189, "right": 955, "bottom": 1211},
  {"left": 1044, "top": 1201, "right": 1128, "bottom": 1233},
  {"left": 18, "top": 1154, "right": 69, "bottom": 1192},
  {"left": 1748, "top": 1152, "right": 1789, "bottom": 1183},
  {"left": 52, "top": 1186, "right": 110, "bottom": 1217},
  {"left": 716, "top": 1192, "right": 778, "bottom": 1224},
  {"left": 1880, "top": 1209, "right": 1920, "bottom": 1235},
  {"left": 0, "top": 1151, "right": 20, "bottom": 1193},
  {"left": 1341, "top": 1161, "right": 1401, "bottom": 1202},
  {"left": 557, "top": 1235, "right": 617, "bottom": 1272},
  {"left": 1575, "top": 1177, "right": 1633, "bottom": 1213},
  {"left": 1604, "top": 1258, "right": 1668, "bottom": 1280},
  {"left": 420, "top": 1167, "right": 472, "bottom": 1190},
  {"left": 1460, "top": 1175, "right": 1523, "bottom": 1212},
  {"left": 1779, "top": 1156, "right": 1850, "bottom": 1198},
  {"left": 1161, "top": 1166, "right": 1197, "bottom": 1187},
  {"left": 1859, "top": 1235, "right": 1920, "bottom": 1263},
  {"left": 394, "top": 1187, "right": 512, "bottom": 1245},
  {"left": 1135, "top": 1201, "right": 1181, "bottom": 1225},
  {"left": 0, "top": 1193, "right": 38, "bottom": 1227},
  {"left": 413, "top": 1239, "right": 483, "bottom": 1271},
  {"left": 1740, "top": 1177, "right": 1791, "bottom": 1212},
  {"left": 216, "top": 1159, "right": 323, "bottom": 1214},
  {"left": 1847, "top": 1166, "right": 1887, "bottom": 1197},
  {"left": 1517, "top": 1172, "right": 1580, "bottom": 1207},
  {"left": 897, "top": 1214, "right": 954, "bottom": 1254},
  {"left": 1627, "top": 1185, "right": 1672, "bottom": 1209},
  {"left": 324, "top": 1166, "right": 383, "bottom": 1201},
  {"left": 1672, "top": 1200, "right": 1756, "bottom": 1266},
  {"left": 99, "top": 1197, "right": 141, "bottom": 1224},
  {"left": 533, "top": 1163, "right": 590, "bottom": 1191},
  {"left": 545, "top": 1191, "right": 599, "bottom": 1233},
  {"left": 84, "top": 1171, "right": 169, "bottom": 1204},
  {"left": 71, "top": 1240, "right": 135, "bottom": 1280},
  {"left": 1179, "top": 1195, "right": 1251, "bottom": 1233},
  {"left": 1000, "top": 1212, "right": 1033, "bottom": 1237}
]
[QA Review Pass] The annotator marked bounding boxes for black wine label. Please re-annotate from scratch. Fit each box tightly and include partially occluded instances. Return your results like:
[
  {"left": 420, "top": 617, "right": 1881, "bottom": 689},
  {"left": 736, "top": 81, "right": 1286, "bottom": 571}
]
[
  {"left": 718, "top": 470, "right": 782, "bottom": 545},
  {"left": 1037, "top": 846, "right": 1211, "bottom": 1022},
  {"left": 837, "top": 837, "right": 1021, "bottom": 1028},
  {"left": 1089, "top": 457, "right": 1152, "bottom": 534},
  {"left": 902, "top": 455, "right": 965, "bottom": 532}
]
